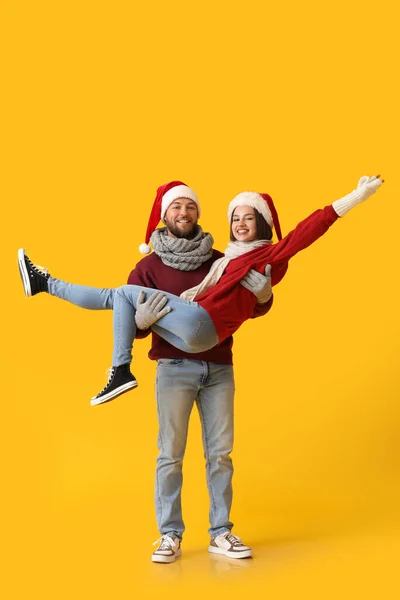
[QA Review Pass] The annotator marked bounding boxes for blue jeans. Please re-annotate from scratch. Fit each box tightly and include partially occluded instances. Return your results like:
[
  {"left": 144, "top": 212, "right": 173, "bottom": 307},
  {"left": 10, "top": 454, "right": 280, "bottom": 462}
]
[
  {"left": 47, "top": 279, "right": 234, "bottom": 538},
  {"left": 48, "top": 279, "right": 219, "bottom": 364},
  {"left": 155, "top": 359, "right": 234, "bottom": 540}
]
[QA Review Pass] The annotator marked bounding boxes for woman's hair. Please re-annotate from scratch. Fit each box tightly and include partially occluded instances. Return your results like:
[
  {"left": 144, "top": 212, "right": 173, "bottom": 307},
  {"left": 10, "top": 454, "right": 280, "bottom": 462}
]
[{"left": 230, "top": 207, "right": 273, "bottom": 242}]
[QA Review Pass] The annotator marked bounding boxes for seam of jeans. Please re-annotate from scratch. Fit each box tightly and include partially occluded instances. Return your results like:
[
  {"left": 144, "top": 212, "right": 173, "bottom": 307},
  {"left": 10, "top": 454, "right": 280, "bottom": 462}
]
[
  {"left": 197, "top": 396, "right": 217, "bottom": 524},
  {"left": 155, "top": 369, "right": 164, "bottom": 531},
  {"left": 188, "top": 320, "right": 216, "bottom": 352},
  {"left": 115, "top": 286, "right": 137, "bottom": 366},
  {"left": 211, "top": 527, "right": 231, "bottom": 539},
  {"left": 201, "top": 364, "right": 235, "bottom": 535},
  {"left": 115, "top": 288, "right": 123, "bottom": 365},
  {"left": 157, "top": 358, "right": 185, "bottom": 366},
  {"left": 200, "top": 360, "right": 209, "bottom": 386},
  {"left": 114, "top": 289, "right": 121, "bottom": 365}
]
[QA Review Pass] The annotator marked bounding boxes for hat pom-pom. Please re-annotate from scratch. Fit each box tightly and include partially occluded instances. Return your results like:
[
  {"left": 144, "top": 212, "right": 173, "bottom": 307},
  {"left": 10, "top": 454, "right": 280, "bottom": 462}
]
[{"left": 139, "top": 243, "right": 151, "bottom": 255}]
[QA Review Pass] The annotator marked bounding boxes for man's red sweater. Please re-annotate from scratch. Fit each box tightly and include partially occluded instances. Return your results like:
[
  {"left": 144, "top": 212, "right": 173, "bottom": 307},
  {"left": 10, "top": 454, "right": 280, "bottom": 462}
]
[
  {"left": 127, "top": 249, "right": 273, "bottom": 364},
  {"left": 196, "top": 205, "right": 339, "bottom": 342}
]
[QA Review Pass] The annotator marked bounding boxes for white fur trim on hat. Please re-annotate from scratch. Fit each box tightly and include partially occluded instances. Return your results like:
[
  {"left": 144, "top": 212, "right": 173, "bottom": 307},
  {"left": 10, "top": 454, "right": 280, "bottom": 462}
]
[
  {"left": 139, "top": 243, "right": 151, "bottom": 255},
  {"left": 228, "top": 192, "right": 273, "bottom": 227},
  {"left": 161, "top": 185, "right": 200, "bottom": 221}
]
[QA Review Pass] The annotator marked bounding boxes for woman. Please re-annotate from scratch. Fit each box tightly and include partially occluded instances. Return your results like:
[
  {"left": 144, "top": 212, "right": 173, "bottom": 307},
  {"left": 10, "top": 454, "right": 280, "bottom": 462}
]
[{"left": 18, "top": 175, "right": 384, "bottom": 405}]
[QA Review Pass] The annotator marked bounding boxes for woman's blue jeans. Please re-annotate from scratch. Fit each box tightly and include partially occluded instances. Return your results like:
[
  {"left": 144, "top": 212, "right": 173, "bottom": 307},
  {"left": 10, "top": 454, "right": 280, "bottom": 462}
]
[{"left": 47, "top": 279, "right": 219, "bottom": 365}]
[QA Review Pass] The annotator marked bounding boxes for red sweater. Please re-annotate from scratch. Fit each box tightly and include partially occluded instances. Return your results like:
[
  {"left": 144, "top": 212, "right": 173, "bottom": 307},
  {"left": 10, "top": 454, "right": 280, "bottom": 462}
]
[
  {"left": 196, "top": 205, "right": 339, "bottom": 342},
  {"left": 127, "top": 249, "right": 273, "bottom": 364}
]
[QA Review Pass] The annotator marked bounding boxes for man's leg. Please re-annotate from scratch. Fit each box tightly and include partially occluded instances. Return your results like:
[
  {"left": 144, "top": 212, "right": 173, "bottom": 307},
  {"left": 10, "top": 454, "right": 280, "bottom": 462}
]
[
  {"left": 196, "top": 362, "right": 235, "bottom": 538},
  {"left": 154, "top": 359, "right": 203, "bottom": 543},
  {"left": 197, "top": 362, "right": 253, "bottom": 558}
]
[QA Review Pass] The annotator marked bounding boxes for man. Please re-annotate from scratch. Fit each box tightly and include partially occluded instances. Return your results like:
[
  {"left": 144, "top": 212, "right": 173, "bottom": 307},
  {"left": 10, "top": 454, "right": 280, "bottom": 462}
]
[{"left": 128, "top": 181, "right": 273, "bottom": 563}]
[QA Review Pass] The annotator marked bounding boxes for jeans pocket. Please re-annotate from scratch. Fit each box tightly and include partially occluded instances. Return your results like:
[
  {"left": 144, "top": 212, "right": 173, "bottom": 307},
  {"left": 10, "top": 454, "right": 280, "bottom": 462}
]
[{"left": 157, "top": 358, "right": 185, "bottom": 366}]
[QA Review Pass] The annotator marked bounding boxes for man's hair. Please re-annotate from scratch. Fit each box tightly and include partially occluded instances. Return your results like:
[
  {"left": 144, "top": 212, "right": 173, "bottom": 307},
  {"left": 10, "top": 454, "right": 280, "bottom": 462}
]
[{"left": 230, "top": 208, "right": 273, "bottom": 242}]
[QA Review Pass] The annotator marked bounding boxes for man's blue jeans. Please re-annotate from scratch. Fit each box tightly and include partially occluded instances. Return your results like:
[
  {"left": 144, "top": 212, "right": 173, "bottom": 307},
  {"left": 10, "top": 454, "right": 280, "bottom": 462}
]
[{"left": 155, "top": 359, "right": 234, "bottom": 540}]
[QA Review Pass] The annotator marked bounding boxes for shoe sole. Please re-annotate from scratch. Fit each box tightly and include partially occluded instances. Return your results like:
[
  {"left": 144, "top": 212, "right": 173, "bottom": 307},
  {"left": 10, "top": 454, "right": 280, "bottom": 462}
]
[
  {"left": 208, "top": 546, "right": 252, "bottom": 559},
  {"left": 90, "top": 380, "right": 138, "bottom": 406},
  {"left": 152, "top": 548, "right": 181, "bottom": 563},
  {"left": 18, "top": 248, "right": 32, "bottom": 297}
]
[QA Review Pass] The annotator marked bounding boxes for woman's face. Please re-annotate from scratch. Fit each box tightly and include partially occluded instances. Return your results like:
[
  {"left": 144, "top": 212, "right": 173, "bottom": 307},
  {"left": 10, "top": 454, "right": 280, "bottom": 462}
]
[{"left": 231, "top": 205, "right": 258, "bottom": 242}]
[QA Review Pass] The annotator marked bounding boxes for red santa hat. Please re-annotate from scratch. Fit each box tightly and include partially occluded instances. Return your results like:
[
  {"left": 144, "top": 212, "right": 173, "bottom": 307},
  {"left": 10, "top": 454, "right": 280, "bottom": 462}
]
[
  {"left": 227, "top": 191, "right": 282, "bottom": 240},
  {"left": 139, "top": 181, "right": 200, "bottom": 254}
]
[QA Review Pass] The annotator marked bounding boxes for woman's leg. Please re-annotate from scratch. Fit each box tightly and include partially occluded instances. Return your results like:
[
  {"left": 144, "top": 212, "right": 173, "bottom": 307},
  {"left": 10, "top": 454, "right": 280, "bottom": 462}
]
[
  {"left": 112, "top": 285, "right": 219, "bottom": 366},
  {"left": 48, "top": 278, "right": 115, "bottom": 310},
  {"left": 90, "top": 285, "right": 218, "bottom": 407},
  {"left": 18, "top": 248, "right": 115, "bottom": 308}
]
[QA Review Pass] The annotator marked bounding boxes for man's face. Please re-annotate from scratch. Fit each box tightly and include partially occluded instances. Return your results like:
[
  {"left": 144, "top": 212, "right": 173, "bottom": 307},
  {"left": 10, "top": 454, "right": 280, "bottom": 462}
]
[{"left": 164, "top": 197, "right": 199, "bottom": 239}]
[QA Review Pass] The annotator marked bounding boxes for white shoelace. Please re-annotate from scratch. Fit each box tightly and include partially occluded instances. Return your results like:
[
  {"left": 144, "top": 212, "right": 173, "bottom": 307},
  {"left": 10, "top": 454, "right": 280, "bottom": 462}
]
[
  {"left": 97, "top": 367, "right": 115, "bottom": 395},
  {"left": 153, "top": 535, "right": 176, "bottom": 550},
  {"left": 35, "top": 265, "right": 48, "bottom": 275},
  {"left": 28, "top": 257, "right": 48, "bottom": 275}
]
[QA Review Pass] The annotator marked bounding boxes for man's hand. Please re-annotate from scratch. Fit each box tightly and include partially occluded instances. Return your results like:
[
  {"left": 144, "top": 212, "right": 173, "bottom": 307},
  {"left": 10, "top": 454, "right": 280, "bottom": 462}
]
[
  {"left": 240, "top": 264, "right": 272, "bottom": 303},
  {"left": 135, "top": 290, "right": 171, "bottom": 330}
]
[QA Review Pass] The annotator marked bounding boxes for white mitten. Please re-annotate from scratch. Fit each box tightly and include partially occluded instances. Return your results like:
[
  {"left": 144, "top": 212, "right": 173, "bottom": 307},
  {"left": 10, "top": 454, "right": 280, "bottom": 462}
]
[{"left": 332, "top": 175, "right": 384, "bottom": 217}]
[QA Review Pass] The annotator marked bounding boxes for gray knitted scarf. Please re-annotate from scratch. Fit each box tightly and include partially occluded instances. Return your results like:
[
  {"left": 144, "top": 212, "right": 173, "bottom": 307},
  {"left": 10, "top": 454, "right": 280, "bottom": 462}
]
[{"left": 150, "top": 226, "right": 214, "bottom": 271}]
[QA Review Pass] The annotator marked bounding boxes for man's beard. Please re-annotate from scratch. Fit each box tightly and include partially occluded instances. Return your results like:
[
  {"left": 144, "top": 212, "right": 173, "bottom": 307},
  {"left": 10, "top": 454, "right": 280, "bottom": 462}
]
[{"left": 164, "top": 219, "right": 199, "bottom": 240}]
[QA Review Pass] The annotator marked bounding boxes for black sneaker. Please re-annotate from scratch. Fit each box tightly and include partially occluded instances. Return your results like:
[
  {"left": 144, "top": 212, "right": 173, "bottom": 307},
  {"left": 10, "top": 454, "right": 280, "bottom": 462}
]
[
  {"left": 90, "top": 364, "right": 138, "bottom": 406},
  {"left": 18, "top": 248, "right": 50, "bottom": 297}
]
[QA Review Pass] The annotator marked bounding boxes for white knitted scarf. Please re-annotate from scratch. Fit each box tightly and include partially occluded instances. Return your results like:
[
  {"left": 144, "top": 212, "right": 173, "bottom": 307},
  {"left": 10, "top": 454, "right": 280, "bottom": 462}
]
[{"left": 180, "top": 239, "right": 272, "bottom": 301}]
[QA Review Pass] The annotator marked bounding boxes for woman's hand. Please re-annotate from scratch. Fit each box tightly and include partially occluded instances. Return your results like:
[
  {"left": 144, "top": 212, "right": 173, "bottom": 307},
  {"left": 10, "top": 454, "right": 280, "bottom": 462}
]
[
  {"left": 356, "top": 175, "right": 384, "bottom": 201},
  {"left": 332, "top": 174, "right": 385, "bottom": 217}
]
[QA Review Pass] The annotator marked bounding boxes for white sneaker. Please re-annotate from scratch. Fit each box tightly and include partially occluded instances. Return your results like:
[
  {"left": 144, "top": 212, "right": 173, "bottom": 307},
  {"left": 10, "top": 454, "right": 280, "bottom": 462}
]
[
  {"left": 152, "top": 535, "right": 181, "bottom": 563},
  {"left": 208, "top": 532, "right": 252, "bottom": 559}
]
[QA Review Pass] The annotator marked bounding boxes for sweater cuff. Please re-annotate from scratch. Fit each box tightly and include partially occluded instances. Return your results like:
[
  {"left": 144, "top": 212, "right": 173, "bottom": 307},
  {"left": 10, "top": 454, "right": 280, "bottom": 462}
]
[
  {"left": 251, "top": 294, "right": 273, "bottom": 318},
  {"left": 332, "top": 189, "right": 363, "bottom": 217},
  {"left": 135, "top": 327, "right": 151, "bottom": 339},
  {"left": 256, "top": 290, "right": 273, "bottom": 304}
]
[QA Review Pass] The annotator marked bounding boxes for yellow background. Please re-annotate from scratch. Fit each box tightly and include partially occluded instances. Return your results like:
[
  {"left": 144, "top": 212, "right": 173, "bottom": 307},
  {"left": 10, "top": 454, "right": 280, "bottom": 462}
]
[{"left": 2, "top": 1, "right": 400, "bottom": 598}]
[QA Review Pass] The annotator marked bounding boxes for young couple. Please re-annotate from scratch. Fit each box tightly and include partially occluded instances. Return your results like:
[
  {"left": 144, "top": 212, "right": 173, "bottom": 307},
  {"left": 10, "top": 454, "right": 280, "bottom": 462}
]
[{"left": 18, "top": 175, "right": 383, "bottom": 561}]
